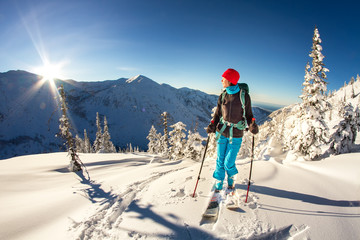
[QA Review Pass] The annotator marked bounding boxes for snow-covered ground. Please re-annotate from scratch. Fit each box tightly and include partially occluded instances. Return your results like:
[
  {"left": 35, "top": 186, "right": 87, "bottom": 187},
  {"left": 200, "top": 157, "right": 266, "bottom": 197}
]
[{"left": 1, "top": 150, "right": 359, "bottom": 240}]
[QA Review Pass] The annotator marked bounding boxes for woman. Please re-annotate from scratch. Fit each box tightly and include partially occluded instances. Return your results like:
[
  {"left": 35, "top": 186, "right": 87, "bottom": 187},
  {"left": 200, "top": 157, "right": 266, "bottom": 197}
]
[{"left": 206, "top": 68, "right": 259, "bottom": 191}]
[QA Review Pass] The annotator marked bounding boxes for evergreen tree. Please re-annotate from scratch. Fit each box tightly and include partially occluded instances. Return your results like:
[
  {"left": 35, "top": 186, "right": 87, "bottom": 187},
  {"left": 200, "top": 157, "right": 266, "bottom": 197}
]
[
  {"left": 83, "top": 129, "right": 92, "bottom": 153},
  {"left": 238, "top": 131, "right": 253, "bottom": 159},
  {"left": 58, "top": 84, "right": 74, "bottom": 150},
  {"left": 309, "top": 26, "right": 329, "bottom": 103},
  {"left": 330, "top": 104, "right": 360, "bottom": 154},
  {"left": 102, "top": 116, "right": 116, "bottom": 153},
  {"left": 289, "top": 27, "right": 330, "bottom": 160},
  {"left": 159, "top": 134, "right": 169, "bottom": 157},
  {"left": 301, "top": 27, "right": 329, "bottom": 110},
  {"left": 288, "top": 105, "right": 329, "bottom": 160},
  {"left": 147, "top": 125, "right": 159, "bottom": 154},
  {"left": 57, "top": 84, "right": 81, "bottom": 171},
  {"left": 184, "top": 130, "right": 204, "bottom": 161},
  {"left": 93, "top": 112, "right": 103, "bottom": 153},
  {"left": 75, "top": 134, "right": 85, "bottom": 152},
  {"left": 154, "top": 132, "right": 163, "bottom": 154},
  {"left": 350, "top": 76, "right": 355, "bottom": 85},
  {"left": 351, "top": 85, "right": 355, "bottom": 98},
  {"left": 127, "top": 143, "right": 133, "bottom": 153},
  {"left": 206, "top": 106, "right": 218, "bottom": 159},
  {"left": 168, "top": 122, "right": 187, "bottom": 160},
  {"left": 206, "top": 133, "right": 217, "bottom": 159},
  {"left": 160, "top": 112, "right": 170, "bottom": 157},
  {"left": 299, "top": 62, "right": 312, "bottom": 105}
]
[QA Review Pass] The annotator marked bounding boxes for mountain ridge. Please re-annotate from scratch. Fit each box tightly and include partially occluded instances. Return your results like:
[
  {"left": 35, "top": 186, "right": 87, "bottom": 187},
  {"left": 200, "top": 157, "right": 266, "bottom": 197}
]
[{"left": 0, "top": 70, "right": 271, "bottom": 159}]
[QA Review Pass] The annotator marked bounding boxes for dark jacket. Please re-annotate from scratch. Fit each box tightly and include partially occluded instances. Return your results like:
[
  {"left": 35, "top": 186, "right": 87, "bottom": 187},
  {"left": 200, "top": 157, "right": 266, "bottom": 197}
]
[{"left": 212, "top": 90, "right": 255, "bottom": 138}]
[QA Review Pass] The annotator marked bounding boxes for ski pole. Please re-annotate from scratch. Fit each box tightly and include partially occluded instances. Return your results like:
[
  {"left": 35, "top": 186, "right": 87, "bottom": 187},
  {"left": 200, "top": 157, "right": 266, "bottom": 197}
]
[
  {"left": 245, "top": 134, "right": 255, "bottom": 203},
  {"left": 192, "top": 135, "right": 210, "bottom": 198}
]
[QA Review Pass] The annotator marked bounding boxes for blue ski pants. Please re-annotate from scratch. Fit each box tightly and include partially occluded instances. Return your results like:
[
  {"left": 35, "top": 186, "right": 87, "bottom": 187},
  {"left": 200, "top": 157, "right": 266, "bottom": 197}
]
[{"left": 213, "top": 133, "right": 243, "bottom": 181}]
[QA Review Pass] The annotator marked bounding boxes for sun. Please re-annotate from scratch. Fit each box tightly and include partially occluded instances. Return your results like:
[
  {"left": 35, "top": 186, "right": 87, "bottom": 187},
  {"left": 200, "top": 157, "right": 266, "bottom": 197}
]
[
  {"left": 33, "top": 61, "right": 66, "bottom": 90},
  {"left": 36, "top": 63, "right": 62, "bottom": 82}
]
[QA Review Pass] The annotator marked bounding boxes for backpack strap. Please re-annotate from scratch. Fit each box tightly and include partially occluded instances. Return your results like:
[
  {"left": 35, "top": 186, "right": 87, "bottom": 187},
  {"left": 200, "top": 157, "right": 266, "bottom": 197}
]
[
  {"left": 239, "top": 88, "right": 247, "bottom": 127},
  {"left": 216, "top": 117, "right": 247, "bottom": 144}
]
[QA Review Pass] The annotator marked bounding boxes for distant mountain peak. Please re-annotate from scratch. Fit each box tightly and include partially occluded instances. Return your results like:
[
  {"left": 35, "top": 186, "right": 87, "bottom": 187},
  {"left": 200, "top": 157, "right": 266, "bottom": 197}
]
[{"left": 126, "top": 74, "right": 149, "bottom": 83}]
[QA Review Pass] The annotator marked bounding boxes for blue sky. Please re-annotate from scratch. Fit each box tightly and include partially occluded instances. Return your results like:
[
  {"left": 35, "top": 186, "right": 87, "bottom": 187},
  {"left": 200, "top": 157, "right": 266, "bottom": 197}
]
[{"left": 1, "top": 0, "right": 360, "bottom": 106}]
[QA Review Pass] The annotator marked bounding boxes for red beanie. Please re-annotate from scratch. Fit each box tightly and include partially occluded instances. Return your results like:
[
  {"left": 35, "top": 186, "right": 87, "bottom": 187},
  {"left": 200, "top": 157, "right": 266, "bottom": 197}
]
[{"left": 222, "top": 68, "right": 240, "bottom": 85}]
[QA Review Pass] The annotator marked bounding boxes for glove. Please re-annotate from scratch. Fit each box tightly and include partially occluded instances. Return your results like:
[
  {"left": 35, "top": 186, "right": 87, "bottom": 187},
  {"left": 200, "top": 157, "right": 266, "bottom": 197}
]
[
  {"left": 206, "top": 120, "right": 216, "bottom": 134},
  {"left": 249, "top": 120, "right": 259, "bottom": 135}
]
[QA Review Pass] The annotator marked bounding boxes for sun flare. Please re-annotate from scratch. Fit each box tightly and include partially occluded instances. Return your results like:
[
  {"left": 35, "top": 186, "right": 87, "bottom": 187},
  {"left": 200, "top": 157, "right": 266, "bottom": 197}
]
[
  {"left": 33, "top": 61, "right": 66, "bottom": 91},
  {"left": 35, "top": 63, "right": 62, "bottom": 82}
]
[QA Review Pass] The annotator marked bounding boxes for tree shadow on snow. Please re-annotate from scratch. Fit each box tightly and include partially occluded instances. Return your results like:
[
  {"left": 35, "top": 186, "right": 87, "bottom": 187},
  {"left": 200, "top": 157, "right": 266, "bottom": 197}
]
[
  {"left": 84, "top": 158, "right": 149, "bottom": 167},
  {"left": 259, "top": 204, "right": 360, "bottom": 218},
  {"left": 52, "top": 158, "right": 149, "bottom": 173},
  {"left": 236, "top": 183, "right": 360, "bottom": 216},
  {"left": 74, "top": 170, "right": 117, "bottom": 205},
  {"left": 122, "top": 200, "right": 220, "bottom": 240}
]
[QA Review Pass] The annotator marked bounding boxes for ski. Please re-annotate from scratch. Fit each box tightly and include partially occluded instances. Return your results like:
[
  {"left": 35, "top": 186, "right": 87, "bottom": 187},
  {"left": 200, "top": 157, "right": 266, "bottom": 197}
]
[
  {"left": 201, "top": 181, "right": 243, "bottom": 224},
  {"left": 200, "top": 181, "right": 222, "bottom": 224},
  {"left": 202, "top": 190, "right": 221, "bottom": 219}
]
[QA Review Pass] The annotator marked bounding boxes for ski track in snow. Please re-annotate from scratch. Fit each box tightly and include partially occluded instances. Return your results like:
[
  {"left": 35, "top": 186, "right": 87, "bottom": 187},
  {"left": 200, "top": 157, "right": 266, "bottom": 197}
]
[
  {"left": 69, "top": 156, "right": 310, "bottom": 240},
  {"left": 69, "top": 158, "right": 314, "bottom": 239},
  {"left": 70, "top": 168, "right": 184, "bottom": 239}
]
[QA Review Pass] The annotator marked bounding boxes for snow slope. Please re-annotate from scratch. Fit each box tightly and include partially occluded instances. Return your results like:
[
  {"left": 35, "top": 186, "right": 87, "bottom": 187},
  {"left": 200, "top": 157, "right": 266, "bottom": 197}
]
[{"left": 1, "top": 152, "right": 359, "bottom": 239}]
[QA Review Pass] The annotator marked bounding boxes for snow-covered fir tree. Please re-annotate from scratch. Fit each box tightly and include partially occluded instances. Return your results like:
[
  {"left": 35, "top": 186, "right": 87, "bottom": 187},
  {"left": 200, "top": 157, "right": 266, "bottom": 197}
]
[
  {"left": 351, "top": 84, "right": 355, "bottom": 98},
  {"left": 329, "top": 104, "right": 360, "bottom": 154},
  {"left": 206, "top": 133, "right": 217, "bottom": 159},
  {"left": 184, "top": 130, "right": 204, "bottom": 161},
  {"left": 160, "top": 112, "right": 170, "bottom": 157},
  {"left": 206, "top": 106, "right": 218, "bottom": 159},
  {"left": 102, "top": 116, "right": 116, "bottom": 153},
  {"left": 83, "top": 129, "right": 92, "bottom": 153},
  {"left": 57, "top": 84, "right": 81, "bottom": 171},
  {"left": 154, "top": 132, "right": 163, "bottom": 154},
  {"left": 237, "top": 131, "right": 253, "bottom": 159},
  {"left": 287, "top": 26, "right": 330, "bottom": 160},
  {"left": 122, "top": 143, "right": 141, "bottom": 153},
  {"left": 147, "top": 125, "right": 159, "bottom": 154},
  {"left": 287, "top": 105, "right": 329, "bottom": 160},
  {"left": 75, "top": 134, "right": 85, "bottom": 152},
  {"left": 309, "top": 27, "right": 329, "bottom": 101},
  {"left": 93, "top": 112, "right": 102, "bottom": 153},
  {"left": 58, "top": 84, "right": 74, "bottom": 150},
  {"left": 168, "top": 122, "right": 187, "bottom": 160},
  {"left": 300, "top": 27, "right": 329, "bottom": 110},
  {"left": 350, "top": 76, "right": 355, "bottom": 85},
  {"left": 156, "top": 133, "right": 167, "bottom": 156},
  {"left": 299, "top": 62, "right": 312, "bottom": 104}
]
